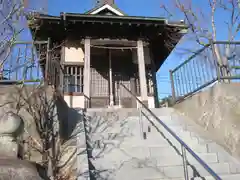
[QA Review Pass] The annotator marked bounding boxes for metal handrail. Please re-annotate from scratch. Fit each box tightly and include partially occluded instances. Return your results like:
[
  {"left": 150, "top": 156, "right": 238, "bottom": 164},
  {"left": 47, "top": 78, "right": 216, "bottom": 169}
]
[{"left": 120, "top": 83, "right": 222, "bottom": 180}]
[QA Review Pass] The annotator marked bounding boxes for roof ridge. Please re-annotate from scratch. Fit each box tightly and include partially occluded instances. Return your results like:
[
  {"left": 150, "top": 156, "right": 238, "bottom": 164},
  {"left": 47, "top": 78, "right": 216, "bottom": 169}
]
[{"left": 84, "top": 3, "right": 126, "bottom": 16}]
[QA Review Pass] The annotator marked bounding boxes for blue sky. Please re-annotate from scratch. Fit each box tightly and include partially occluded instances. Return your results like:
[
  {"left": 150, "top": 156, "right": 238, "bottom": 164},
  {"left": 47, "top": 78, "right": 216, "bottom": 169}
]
[
  {"left": 25, "top": 0, "right": 239, "bottom": 99},
  {"left": 47, "top": 0, "right": 167, "bottom": 17}
]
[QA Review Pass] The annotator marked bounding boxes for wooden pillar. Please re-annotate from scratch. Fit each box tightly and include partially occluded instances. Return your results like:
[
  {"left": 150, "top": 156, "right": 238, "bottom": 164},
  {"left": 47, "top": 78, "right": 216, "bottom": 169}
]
[
  {"left": 108, "top": 50, "right": 114, "bottom": 106},
  {"left": 59, "top": 44, "right": 65, "bottom": 94},
  {"left": 130, "top": 77, "right": 137, "bottom": 108},
  {"left": 150, "top": 50, "right": 160, "bottom": 108},
  {"left": 137, "top": 40, "right": 148, "bottom": 107},
  {"left": 83, "top": 38, "right": 91, "bottom": 108},
  {"left": 45, "top": 38, "right": 51, "bottom": 85}
]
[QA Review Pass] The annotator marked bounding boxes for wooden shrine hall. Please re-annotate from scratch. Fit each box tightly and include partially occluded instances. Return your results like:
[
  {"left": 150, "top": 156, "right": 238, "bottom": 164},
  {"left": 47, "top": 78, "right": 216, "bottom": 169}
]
[{"left": 29, "top": 0, "right": 187, "bottom": 108}]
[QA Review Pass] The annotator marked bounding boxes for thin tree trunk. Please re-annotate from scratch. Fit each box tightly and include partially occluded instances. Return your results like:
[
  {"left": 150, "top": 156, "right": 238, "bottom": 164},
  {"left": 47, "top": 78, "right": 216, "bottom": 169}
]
[{"left": 210, "top": 0, "right": 230, "bottom": 81}]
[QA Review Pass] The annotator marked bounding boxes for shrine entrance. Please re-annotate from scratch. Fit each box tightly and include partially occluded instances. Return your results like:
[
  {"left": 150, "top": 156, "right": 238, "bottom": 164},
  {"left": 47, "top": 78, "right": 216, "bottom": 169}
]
[{"left": 90, "top": 47, "right": 136, "bottom": 108}]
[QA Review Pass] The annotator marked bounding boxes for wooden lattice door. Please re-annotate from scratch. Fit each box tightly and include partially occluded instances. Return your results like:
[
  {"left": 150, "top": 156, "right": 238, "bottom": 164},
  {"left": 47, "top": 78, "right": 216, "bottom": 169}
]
[
  {"left": 90, "top": 52, "right": 110, "bottom": 108},
  {"left": 111, "top": 49, "right": 134, "bottom": 108}
]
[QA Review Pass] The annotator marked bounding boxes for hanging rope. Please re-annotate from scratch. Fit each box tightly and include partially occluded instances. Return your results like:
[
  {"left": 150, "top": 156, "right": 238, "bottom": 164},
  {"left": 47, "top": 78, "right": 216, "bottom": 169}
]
[{"left": 90, "top": 44, "right": 138, "bottom": 50}]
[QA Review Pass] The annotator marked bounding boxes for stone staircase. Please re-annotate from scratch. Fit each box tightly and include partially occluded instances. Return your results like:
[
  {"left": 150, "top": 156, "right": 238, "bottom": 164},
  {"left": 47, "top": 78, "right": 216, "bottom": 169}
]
[{"left": 77, "top": 108, "right": 240, "bottom": 180}]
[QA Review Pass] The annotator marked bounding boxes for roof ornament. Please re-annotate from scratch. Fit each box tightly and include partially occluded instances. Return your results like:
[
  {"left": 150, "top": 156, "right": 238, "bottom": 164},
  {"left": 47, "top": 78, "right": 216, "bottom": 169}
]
[{"left": 96, "top": 0, "right": 115, "bottom": 6}]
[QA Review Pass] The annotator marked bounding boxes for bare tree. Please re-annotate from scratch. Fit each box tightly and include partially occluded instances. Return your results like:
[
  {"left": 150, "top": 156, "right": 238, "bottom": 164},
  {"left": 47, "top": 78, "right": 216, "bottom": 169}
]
[
  {"left": 161, "top": 0, "right": 240, "bottom": 79},
  {"left": 18, "top": 84, "right": 80, "bottom": 180},
  {"left": 0, "top": 0, "right": 75, "bottom": 179},
  {"left": 0, "top": 0, "right": 24, "bottom": 78},
  {"left": 0, "top": 0, "right": 82, "bottom": 178}
]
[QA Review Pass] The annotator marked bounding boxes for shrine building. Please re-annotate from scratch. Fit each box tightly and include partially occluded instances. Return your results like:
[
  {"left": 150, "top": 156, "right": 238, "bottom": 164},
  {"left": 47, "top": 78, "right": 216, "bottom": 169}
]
[{"left": 29, "top": 0, "right": 187, "bottom": 108}]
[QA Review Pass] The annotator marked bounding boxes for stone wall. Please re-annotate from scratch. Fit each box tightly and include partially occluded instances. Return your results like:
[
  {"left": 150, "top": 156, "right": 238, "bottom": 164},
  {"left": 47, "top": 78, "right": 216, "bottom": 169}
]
[
  {"left": 174, "top": 82, "right": 240, "bottom": 159},
  {"left": 0, "top": 84, "right": 84, "bottom": 178}
]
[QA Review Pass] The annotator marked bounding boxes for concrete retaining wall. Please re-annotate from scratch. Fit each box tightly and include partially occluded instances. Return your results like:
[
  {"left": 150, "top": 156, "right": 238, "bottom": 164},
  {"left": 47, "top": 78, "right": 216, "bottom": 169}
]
[{"left": 174, "top": 82, "right": 240, "bottom": 159}]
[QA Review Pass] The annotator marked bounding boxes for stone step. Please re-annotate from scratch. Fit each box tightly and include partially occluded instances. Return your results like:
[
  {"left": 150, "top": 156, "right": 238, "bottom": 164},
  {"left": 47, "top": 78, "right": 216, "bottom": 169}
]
[
  {"left": 155, "top": 125, "right": 186, "bottom": 132},
  {"left": 147, "top": 136, "right": 207, "bottom": 153},
  {"left": 147, "top": 129, "right": 196, "bottom": 141},
  {"left": 204, "top": 174, "right": 240, "bottom": 180},
  {"left": 144, "top": 121, "right": 214, "bottom": 147},
  {"left": 157, "top": 126, "right": 214, "bottom": 145},
  {"left": 113, "top": 166, "right": 169, "bottom": 180},
  {"left": 91, "top": 149, "right": 219, "bottom": 168},
  {"left": 83, "top": 108, "right": 240, "bottom": 180},
  {"left": 145, "top": 117, "right": 183, "bottom": 127},
  {"left": 150, "top": 153, "right": 218, "bottom": 167},
  {"left": 141, "top": 135, "right": 199, "bottom": 149},
  {"left": 144, "top": 108, "right": 175, "bottom": 116},
  {"left": 85, "top": 107, "right": 174, "bottom": 115},
  {"left": 162, "top": 162, "right": 230, "bottom": 178},
  {"left": 98, "top": 145, "right": 208, "bottom": 161},
  {"left": 86, "top": 115, "right": 182, "bottom": 127},
  {"left": 90, "top": 126, "right": 194, "bottom": 140},
  {"left": 147, "top": 125, "right": 209, "bottom": 143},
  {"left": 86, "top": 115, "right": 190, "bottom": 133},
  {"left": 87, "top": 125, "right": 190, "bottom": 139},
  {"left": 206, "top": 142, "right": 240, "bottom": 168},
  {"left": 145, "top": 174, "right": 240, "bottom": 180},
  {"left": 144, "top": 178, "right": 184, "bottom": 180},
  {"left": 147, "top": 178, "right": 185, "bottom": 180},
  {"left": 89, "top": 133, "right": 207, "bottom": 153},
  {"left": 145, "top": 121, "right": 189, "bottom": 135},
  {"left": 92, "top": 146, "right": 177, "bottom": 160},
  {"left": 93, "top": 161, "right": 231, "bottom": 179}
]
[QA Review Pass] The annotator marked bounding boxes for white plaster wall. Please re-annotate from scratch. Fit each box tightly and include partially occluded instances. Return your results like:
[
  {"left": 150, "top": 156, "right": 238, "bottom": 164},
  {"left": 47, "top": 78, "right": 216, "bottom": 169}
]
[
  {"left": 136, "top": 96, "right": 155, "bottom": 108},
  {"left": 63, "top": 95, "right": 155, "bottom": 109},
  {"left": 147, "top": 96, "right": 155, "bottom": 108},
  {"left": 63, "top": 41, "right": 151, "bottom": 64},
  {"left": 132, "top": 47, "right": 151, "bottom": 64},
  {"left": 64, "top": 95, "right": 85, "bottom": 108},
  {"left": 64, "top": 46, "right": 85, "bottom": 63}
]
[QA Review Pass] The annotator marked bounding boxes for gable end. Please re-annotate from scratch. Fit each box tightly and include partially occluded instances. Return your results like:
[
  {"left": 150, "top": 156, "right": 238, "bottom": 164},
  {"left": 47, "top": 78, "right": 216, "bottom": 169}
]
[{"left": 90, "top": 4, "right": 124, "bottom": 16}]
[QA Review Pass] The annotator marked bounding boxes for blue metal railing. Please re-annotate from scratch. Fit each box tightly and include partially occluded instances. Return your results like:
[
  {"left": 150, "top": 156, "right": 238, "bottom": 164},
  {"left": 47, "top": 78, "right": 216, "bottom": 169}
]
[{"left": 170, "top": 41, "right": 240, "bottom": 103}]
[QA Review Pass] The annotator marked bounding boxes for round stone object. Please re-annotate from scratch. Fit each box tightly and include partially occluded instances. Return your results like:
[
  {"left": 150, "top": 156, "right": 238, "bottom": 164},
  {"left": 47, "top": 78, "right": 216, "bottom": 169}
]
[{"left": 0, "top": 111, "right": 22, "bottom": 135}]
